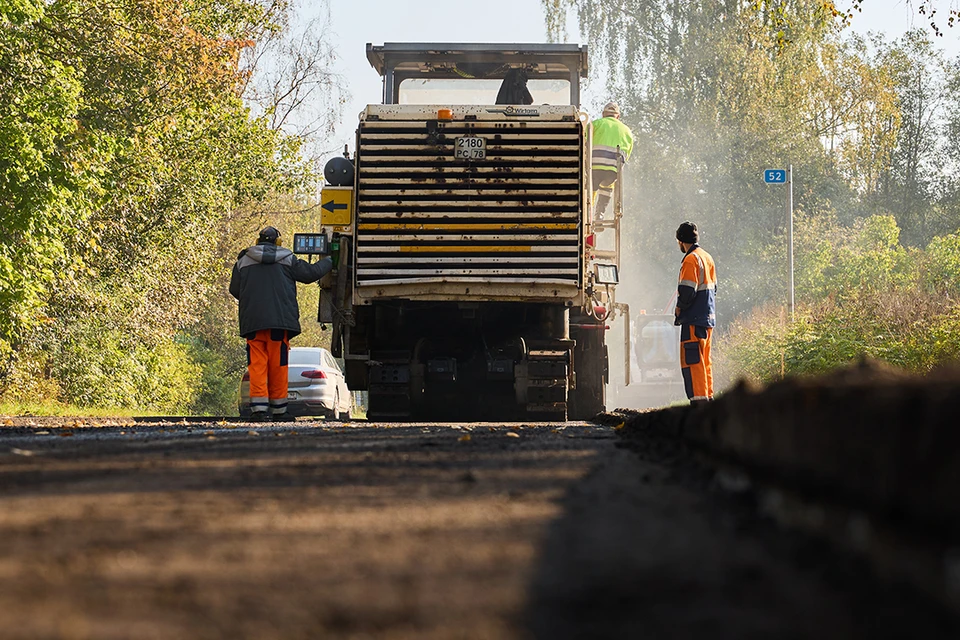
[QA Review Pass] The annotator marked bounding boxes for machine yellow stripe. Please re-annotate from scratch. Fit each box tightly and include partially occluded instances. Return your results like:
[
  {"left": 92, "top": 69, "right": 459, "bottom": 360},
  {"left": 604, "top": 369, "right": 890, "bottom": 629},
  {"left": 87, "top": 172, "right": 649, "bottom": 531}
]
[
  {"left": 398, "top": 245, "right": 532, "bottom": 253},
  {"left": 359, "top": 223, "right": 578, "bottom": 231}
]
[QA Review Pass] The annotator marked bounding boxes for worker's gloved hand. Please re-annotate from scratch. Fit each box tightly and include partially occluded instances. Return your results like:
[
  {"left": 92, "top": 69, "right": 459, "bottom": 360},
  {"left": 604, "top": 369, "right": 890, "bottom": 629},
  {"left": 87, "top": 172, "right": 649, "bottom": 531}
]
[{"left": 330, "top": 240, "right": 340, "bottom": 267}]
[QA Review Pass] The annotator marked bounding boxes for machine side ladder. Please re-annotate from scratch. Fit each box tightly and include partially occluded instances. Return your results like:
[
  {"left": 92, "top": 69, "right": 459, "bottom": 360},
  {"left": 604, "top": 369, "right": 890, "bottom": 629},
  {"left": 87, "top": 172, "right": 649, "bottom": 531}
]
[{"left": 587, "top": 151, "right": 631, "bottom": 385}]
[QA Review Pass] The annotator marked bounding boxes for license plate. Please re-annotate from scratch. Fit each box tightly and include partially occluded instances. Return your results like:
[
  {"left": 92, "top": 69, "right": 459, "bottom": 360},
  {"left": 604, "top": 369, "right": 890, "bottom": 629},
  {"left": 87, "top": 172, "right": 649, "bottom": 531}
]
[
  {"left": 455, "top": 136, "right": 485, "bottom": 160},
  {"left": 287, "top": 392, "right": 297, "bottom": 400}
]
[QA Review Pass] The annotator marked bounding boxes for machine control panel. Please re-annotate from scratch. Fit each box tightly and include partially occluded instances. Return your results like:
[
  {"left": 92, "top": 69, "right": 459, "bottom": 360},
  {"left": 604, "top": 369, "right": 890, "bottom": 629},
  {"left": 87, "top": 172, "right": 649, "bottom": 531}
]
[{"left": 292, "top": 232, "right": 329, "bottom": 256}]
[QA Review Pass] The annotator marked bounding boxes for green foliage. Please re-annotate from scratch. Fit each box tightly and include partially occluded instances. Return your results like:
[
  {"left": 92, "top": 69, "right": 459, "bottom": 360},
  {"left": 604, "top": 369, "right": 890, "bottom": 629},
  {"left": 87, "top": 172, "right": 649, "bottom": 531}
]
[
  {"left": 0, "top": 0, "right": 42, "bottom": 22},
  {"left": 35, "top": 322, "right": 201, "bottom": 412},
  {"left": 0, "top": 399, "right": 142, "bottom": 418},
  {"left": 182, "top": 335, "right": 242, "bottom": 416},
  {"left": 920, "top": 232, "right": 960, "bottom": 296},
  {"left": 0, "top": 0, "right": 340, "bottom": 415},
  {"left": 799, "top": 214, "right": 915, "bottom": 296},
  {"left": 864, "top": 31, "right": 954, "bottom": 247},
  {"left": 0, "top": 344, "right": 64, "bottom": 407},
  {"left": 718, "top": 216, "right": 960, "bottom": 386},
  {"left": 0, "top": 1, "right": 91, "bottom": 340}
]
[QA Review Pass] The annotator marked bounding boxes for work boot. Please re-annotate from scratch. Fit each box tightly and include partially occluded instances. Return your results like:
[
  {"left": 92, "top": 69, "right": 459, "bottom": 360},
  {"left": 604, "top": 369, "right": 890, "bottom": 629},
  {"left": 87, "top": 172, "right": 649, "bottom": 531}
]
[
  {"left": 272, "top": 412, "right": 296, "bottom": 423},
  {"left": 595, "top": 194, "right": 611, "bottom": 219},
  {"left": 248, "top": 411, "right": 270, "bottom": 423}
]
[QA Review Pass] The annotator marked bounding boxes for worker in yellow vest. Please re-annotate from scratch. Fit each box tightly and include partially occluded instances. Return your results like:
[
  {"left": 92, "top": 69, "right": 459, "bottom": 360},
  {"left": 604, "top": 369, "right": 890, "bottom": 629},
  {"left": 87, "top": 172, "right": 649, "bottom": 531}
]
[{"left": 590, "top": 102, "right": 634, "bottom": 219}]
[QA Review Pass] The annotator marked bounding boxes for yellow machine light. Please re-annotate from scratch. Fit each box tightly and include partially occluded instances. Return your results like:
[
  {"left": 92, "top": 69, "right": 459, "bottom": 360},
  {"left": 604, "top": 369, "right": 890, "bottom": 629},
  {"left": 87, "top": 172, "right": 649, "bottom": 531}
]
[
  {"left": 437, "top": 108, "right": 454, "bottom": 120},
  {"left": 320, "top": 186, "right": 353, "bottom": 227}
]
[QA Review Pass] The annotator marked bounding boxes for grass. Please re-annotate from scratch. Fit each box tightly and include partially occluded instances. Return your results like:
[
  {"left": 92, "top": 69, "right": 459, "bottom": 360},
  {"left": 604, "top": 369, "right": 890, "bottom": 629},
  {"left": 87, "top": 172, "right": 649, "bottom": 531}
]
[
  {"left": 0, "top": 399, "right": 151, "bottom": 419},
  {"left": 2, "top": 398, "right": 367, "bottom": 420}
]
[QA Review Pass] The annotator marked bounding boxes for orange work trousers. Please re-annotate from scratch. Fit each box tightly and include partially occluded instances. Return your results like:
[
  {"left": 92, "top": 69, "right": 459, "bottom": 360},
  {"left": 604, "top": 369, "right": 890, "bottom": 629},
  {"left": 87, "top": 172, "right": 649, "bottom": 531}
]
[
  {"left": 680, "top": 324, "right": 713, "bottom": 401},
  {"left": 246, "top": 329, "right": 290, "bottom": 415}
]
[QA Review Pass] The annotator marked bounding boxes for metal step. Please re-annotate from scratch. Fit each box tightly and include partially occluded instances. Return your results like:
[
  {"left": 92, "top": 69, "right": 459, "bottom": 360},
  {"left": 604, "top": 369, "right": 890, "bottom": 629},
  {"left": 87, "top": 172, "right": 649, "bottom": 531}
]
[{"left": 592, "top": 219, "right": 619, "bottom": 229}]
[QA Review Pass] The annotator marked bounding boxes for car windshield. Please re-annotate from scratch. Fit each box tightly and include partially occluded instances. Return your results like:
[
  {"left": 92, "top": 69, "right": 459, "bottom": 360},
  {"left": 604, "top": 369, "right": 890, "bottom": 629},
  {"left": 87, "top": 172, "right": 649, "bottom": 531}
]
[
  {"left": 288, "top": 349, "right": 322, "bottom": 366},
  {"left": 398, "top": 78, "right": 571, "bottom": 105}
]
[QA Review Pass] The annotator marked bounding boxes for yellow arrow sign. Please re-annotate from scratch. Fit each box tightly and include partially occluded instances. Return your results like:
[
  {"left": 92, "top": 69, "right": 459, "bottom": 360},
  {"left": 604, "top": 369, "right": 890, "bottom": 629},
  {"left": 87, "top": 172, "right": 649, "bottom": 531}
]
[{"left": 320, "top": 187, "right": 353, "bottom": 226}]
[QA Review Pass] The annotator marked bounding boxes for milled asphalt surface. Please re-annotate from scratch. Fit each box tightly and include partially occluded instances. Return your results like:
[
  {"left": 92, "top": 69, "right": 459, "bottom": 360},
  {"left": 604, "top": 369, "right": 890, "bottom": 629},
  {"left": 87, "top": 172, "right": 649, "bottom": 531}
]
[{"left": 0, "top": 418, "right": 955, "bottom": 639}]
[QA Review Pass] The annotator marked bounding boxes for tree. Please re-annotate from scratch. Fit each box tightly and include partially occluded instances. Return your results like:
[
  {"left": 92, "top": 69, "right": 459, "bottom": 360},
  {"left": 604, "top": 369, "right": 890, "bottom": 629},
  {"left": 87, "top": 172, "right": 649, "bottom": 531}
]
[
  {"left": 0, "top": 0, "right": 341, "bottom": 412},
  {"left": 0, "top": 0, "right": 90, "bottom": 349},
  {"left": 545, "top": 1, "right": 937, "bottom": 320},
  {"left": 845, "top": 0, "right": 959, "bottom": 37},
  {"left": 548, "top": 1, "right": 861, "bottom": 316},
  {"left": 936, "top": 57, "right": 960, "bottom": 232},
  {"left": 869, "top": 30, "right": 952, "bottom": 246},
  {"left": 807, "top": 34, "right": 900, "bottom": 204},
  {"left": 241, "top": 3, "right": 348, "bottom": 162}
]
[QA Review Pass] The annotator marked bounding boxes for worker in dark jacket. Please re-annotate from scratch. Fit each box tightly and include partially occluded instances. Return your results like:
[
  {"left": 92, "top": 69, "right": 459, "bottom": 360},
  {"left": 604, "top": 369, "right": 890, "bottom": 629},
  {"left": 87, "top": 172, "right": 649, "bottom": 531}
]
[
  {"left": 674, "top": 221, "right": 717, "bottom": 404},
  {"left": 496, "top": 68, "right": 534, "bottom": 105},
  {"left": 230, "top": 226, "right": 333, "bottom": 421}
]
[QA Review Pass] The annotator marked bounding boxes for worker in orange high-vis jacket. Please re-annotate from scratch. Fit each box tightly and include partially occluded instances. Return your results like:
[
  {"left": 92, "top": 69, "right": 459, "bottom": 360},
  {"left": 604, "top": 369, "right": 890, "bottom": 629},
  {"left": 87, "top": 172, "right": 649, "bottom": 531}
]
[
  {"left": 230, "top": 227, "right": 333, "bottom": 422},
  {"left": 674, "top": 221, "right": 717, "bottom": 404}
]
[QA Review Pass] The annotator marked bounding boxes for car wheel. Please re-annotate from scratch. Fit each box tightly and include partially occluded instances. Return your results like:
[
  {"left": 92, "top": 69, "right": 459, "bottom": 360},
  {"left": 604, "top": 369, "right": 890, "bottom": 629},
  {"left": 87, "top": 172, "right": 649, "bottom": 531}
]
[{"left": 325, "top": 391, "right": 339, "bottom": 421}]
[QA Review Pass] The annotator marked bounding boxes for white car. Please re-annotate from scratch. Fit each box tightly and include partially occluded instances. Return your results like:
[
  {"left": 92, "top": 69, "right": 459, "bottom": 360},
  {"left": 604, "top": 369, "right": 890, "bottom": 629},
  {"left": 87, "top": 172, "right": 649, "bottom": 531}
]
[{"left": 239, "top": 347, "right": 352, "bottom": 419}]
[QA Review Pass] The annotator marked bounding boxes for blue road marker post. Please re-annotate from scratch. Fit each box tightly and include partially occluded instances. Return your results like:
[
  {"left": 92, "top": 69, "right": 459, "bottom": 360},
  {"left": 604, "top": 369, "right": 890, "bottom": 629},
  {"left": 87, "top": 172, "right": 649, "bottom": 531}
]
[
  {"left": 764, "top": 169, "right": 787, "bottom": 184},
  {"left": 764, "top": 167, "right": 794, "bottom": 319}
]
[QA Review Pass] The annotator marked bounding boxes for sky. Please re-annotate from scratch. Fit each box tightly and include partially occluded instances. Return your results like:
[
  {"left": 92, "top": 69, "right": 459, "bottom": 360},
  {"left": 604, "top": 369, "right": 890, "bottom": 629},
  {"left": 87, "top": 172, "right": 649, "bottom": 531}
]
[
  {"left": 317, "top": 0, "right": 960, "bottom": 151},
  {"left": 321, "top": 0, "right": 565, "bottom": 150}
]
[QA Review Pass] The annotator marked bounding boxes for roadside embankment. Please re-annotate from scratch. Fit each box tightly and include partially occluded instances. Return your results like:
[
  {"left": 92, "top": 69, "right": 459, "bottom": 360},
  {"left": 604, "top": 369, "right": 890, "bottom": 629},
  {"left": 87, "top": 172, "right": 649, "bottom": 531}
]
[{"left": 610, "top": 357, "right": 960, "bottom": 617}]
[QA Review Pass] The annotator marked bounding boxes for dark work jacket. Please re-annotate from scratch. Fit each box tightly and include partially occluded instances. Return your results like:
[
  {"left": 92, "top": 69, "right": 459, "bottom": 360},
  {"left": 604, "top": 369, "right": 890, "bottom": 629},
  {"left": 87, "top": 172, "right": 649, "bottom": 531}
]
[
  {"left": 229, "top": 243, "right": 333, "bottom": 338},
  {"left": 495, "top": 68, "right": 534, "bottom": 105}
]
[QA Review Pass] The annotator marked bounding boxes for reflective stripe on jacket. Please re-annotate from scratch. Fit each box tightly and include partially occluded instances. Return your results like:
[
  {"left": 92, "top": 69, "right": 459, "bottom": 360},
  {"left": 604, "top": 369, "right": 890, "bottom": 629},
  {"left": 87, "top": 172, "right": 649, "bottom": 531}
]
[
  {"left": 229, "top": 243, "right": 333, "bottom": 338},
  {"left": 591, "top": 117, "right": 634, "bottom": 173},
  {"left": 676, "top": 244, "right": 717, "bottom": 327}
]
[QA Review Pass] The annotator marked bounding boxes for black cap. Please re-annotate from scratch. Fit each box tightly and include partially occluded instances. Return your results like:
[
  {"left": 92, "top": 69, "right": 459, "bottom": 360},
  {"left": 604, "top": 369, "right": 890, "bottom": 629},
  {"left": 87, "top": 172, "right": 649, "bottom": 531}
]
[
  {"left": 676, "top": 221, "right": 699, "bottom": 244},
  {"left": 258, "top": 226, "right": 281, "bottom": 244}
]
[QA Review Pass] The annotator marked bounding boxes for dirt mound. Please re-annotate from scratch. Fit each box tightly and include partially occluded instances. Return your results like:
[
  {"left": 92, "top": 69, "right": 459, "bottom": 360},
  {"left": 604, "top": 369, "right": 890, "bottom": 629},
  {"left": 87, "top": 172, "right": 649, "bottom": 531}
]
[
  {"left": 623, "top": 360, "right": 960, "bottom": 535},
  {"left": 614, "top": 359, "right": 960, "bottom": 616}
]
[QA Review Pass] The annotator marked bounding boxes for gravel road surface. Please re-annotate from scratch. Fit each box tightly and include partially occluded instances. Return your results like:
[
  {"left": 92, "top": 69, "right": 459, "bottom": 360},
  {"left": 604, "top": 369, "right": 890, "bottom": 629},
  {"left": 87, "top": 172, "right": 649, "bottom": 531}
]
[{"left": 0, "top": 418, "right": 955, "bottom": 639}]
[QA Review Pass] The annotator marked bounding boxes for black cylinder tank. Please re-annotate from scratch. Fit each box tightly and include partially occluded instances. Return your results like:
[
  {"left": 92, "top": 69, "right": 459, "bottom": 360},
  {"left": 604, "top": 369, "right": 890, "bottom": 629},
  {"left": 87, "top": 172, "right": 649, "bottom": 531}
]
[{"left": 324, "top": 156, "right": 355, "bottom": 186}]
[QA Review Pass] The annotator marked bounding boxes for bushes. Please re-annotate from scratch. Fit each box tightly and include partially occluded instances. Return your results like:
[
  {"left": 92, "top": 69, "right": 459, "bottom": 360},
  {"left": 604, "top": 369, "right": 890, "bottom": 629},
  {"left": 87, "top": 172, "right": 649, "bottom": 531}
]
[
  {"left": 0, "top": 347, "right": 64, "bottom": 408},
  {"left": 36, "top": 323, "right": 202, "bottom": 413},
  {"left": 0, "top": 323, "right": 246, "bottom": 416},
  {"left": 182, "top": 335, "right": 245, "bottom": 416},
  {"left": 719, "top": 215, "right": 960, "bottom": 387}
]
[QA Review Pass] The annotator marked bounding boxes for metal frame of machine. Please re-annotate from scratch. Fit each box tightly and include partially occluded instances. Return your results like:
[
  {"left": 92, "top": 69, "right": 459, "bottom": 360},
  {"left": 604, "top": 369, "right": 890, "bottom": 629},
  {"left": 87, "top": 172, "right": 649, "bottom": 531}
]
[{"left": 316, "top": 43, "right": 629, "bottom": 421}]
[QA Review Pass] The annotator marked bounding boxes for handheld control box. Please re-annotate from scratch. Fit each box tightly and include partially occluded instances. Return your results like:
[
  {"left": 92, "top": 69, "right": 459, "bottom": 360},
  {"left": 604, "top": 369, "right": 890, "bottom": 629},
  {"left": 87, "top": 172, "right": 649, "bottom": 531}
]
[{"left": 292, "top": 232, "right": 329, "bottom": 256}]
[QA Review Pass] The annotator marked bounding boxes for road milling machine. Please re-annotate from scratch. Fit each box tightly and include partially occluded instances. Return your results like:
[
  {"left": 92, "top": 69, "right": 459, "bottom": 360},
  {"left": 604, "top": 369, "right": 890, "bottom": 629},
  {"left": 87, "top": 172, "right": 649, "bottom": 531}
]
[{"left": 308, "top": 43, "right": 631, "bottom": 421}]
